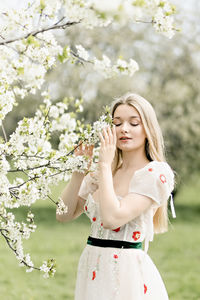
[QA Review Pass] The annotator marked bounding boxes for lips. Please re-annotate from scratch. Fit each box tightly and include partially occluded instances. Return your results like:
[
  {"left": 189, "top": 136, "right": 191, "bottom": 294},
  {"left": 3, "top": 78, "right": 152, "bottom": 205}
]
[{"left": 119, "top": 136, "right": 132, "bottom": 140}]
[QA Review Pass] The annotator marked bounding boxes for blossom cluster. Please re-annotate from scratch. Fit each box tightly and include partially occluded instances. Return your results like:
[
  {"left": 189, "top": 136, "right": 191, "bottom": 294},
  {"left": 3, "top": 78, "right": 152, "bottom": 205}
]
[
  {"left": 0, "top": 96, "right": 110, "bottom": 276},
  {"left": 0, "top": 206, "right": 37, "bottom": 273},
  {"left": 0, "top": 0, "right": 177, "bottom": 124},
  {"left": 40, "top": 259, "right": 56, "bottom": 278},
  {"left": 90, "top": 0, "right": 177, "bottom": 38}
]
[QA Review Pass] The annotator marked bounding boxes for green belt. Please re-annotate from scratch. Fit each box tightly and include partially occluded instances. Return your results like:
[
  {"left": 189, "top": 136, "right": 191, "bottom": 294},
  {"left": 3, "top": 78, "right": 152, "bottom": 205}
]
[{"left": 87, "top": 236, "right": 142, "bottom": 249}]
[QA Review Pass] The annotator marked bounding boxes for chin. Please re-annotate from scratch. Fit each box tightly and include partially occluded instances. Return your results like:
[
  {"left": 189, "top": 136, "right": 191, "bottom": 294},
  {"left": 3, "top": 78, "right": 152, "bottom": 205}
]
[
  {"left": 117, "top": 143, "right": 145, "bottom": 152},
  {"left": 118, "top": 145, "right": 134, "bottom": 151}
]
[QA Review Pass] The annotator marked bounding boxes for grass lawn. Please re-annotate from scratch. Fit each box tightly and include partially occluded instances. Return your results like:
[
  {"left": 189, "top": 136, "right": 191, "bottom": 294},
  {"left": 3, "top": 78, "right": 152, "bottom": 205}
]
[{"left": 0, "top": 176, "right": 200, "bottom": 300}]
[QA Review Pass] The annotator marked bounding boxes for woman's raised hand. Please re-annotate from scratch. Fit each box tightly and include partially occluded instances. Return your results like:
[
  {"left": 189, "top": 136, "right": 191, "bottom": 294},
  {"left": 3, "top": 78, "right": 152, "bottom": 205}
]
[{"left": 99, "top": 126, "right": 116, "bottom": 166}]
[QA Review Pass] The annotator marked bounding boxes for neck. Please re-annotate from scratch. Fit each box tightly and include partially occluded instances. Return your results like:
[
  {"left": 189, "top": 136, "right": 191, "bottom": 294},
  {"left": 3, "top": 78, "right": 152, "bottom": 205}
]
[{"left": 121, "top": 148, "right": 150, "bottom": 171}]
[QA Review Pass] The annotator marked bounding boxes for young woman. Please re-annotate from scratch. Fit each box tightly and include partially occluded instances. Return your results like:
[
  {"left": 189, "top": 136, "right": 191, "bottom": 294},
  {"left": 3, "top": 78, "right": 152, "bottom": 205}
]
[{"left": 57, "top": 93, "right": 175, "bottom": 299}]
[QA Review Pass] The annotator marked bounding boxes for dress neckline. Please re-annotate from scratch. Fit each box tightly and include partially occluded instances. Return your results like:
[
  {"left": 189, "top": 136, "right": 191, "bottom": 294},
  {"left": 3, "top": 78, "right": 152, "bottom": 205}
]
[{"left": 90, "top": 161, "right": 155, "bottom": 204}]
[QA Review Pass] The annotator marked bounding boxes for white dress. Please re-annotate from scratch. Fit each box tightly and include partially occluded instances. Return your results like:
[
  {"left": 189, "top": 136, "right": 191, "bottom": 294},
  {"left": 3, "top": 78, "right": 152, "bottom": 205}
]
[{"left": 75, "top": 161, "right": 174, "bottom": 300}]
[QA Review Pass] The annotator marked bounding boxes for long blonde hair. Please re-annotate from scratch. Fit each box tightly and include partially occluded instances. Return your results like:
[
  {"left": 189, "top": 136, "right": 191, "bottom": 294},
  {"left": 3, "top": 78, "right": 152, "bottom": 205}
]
[{"left": 111, "top": 92, "right": 168, "bottom": 234}]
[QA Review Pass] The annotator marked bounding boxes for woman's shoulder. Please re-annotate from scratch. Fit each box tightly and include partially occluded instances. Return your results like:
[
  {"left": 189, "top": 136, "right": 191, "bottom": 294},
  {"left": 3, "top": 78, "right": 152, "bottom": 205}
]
[
  {"left": 148, "top": 161, "right": 174, "bottom": 176},
  {"left": 129, "top": 160, "right": 175, "bottom": 204},
  {"left": 132, "top": 160, "right": 174, "bottom": 189},
  {"left": 137, "top": 160, "right": 172, "bottom": 172}
]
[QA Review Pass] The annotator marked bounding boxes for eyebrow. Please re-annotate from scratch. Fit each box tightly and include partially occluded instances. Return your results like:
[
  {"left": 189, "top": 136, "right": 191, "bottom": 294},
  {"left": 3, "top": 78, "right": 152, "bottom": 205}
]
[{"left": 113, "top": 116, "right": 141, "bottom": 120}]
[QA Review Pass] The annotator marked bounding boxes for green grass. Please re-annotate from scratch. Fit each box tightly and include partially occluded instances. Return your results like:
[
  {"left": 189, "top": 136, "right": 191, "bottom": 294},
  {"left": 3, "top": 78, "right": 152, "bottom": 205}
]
[{"left": 0, "top": 176, "right": 200, "bottom": 300}]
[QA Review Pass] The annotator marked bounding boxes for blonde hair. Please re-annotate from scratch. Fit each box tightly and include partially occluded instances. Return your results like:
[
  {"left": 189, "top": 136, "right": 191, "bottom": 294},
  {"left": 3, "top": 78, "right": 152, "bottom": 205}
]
[{"left": 111, "top": 92, "right": 168, "bottom": 234}]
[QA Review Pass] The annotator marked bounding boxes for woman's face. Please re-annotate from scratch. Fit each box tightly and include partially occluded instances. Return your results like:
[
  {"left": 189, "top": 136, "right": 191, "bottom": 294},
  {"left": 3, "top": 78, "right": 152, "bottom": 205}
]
[{"left": 113, "top": 104, "right": 147, "bottom": 152}]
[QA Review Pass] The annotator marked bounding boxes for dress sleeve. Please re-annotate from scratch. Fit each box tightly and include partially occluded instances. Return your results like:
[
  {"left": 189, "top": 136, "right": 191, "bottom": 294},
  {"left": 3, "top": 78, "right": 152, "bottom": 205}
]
[
  {"left": 78, "top": 171, "right": 99, "bottom": 200},
  {"left": 129, "top": 161, "right": 174, "bottom": 206}
]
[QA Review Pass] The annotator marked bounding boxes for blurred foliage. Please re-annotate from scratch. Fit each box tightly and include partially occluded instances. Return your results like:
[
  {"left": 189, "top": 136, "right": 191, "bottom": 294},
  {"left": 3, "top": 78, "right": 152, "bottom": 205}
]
[{"left": 2, "top": 0, "right": 199, "bottom": 187}]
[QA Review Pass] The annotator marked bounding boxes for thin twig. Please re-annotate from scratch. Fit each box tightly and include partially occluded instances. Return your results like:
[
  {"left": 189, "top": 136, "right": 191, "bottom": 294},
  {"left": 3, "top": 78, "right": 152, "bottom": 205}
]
[
  {"left": 135, "top": 19, "right": 154, "bottom": 24},
  {"left": 0, "top": 230, "right": 40, "bottom": 271},
  {"left": 0, "top": 19, "right": 81, "bottom": 46},
  {"left": 47, "top": 195, "right": 58, "bottom": 205},
  {"left": 1, "top": 121, "right": 8, "bottom": 142},
  {"left": 8, "top": 163, "right": 60, "bottom": 173},
  {"left": 9, "top": 190, "right": 19, "bottom": 200},
  {"left": 0, "top": 214, "right": 8, "bottom": 222},
  {"left": 0, "top": 33, "right": 5, "bottom": 40},
  {"left": 9, "top": 175, "right": 40, "bottom": 190},
  {"left": 70, "top": 49, "right": 93, "bottom": 64}
]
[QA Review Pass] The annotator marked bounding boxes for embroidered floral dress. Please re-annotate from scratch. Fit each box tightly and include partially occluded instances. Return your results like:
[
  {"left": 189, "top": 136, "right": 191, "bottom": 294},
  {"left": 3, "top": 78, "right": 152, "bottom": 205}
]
[{"left": 74, "top": 161, "right": 174, "bottom": 300}]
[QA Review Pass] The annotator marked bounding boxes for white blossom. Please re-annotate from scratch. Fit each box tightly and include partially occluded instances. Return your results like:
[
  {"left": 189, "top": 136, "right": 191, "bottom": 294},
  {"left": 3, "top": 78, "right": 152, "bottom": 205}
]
[
  {"left": 56, "top": 198, "right": 68, "bottom": 215},
  {"left": 153, "top": 8, "right": 175, "bottom": 39},
  {"left": 24, "top": 254, "right": 34, "bottom": 272},
  {"left": 76, "top": 45, "right": 89, "bottom": 61},
  {"left": 40, "top": 259, "right": 56, "bottom": 278}
]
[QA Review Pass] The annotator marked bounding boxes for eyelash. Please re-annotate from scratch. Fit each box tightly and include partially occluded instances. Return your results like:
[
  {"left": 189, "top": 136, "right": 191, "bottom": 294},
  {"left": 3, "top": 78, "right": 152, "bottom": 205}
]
[{"left": 114, "top": 124, "right": 139, "bottom": 127}]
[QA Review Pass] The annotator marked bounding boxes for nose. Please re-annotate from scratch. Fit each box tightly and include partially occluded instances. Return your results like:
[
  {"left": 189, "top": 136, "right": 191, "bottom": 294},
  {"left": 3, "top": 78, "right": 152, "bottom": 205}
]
[{"left": 120, "top": 122, "right": 129, "bottom": 133}]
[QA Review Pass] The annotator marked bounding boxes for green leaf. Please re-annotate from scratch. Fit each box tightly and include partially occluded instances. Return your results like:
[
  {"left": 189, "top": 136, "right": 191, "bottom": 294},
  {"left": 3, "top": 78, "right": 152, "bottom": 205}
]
[
  {"left": 40, "top": 0, "right": 46, "bottom": 11},
  {"left": 58, "top": 46, "right": 70, "bottom": 63},
  {"left": 133, "top": 0, "right": 146, "bottom": 7},
  {"left": 159, "top": 1, "right": 165, "bottom": 8},
  {"left": 37, "top": 146, "right": 42, "bottom": 153},
  {"left": 26, "top": 35, "right": 40, "bottom": 47},
  {"left": 17, "top": 67, "right": 24, "bottom": 75}
]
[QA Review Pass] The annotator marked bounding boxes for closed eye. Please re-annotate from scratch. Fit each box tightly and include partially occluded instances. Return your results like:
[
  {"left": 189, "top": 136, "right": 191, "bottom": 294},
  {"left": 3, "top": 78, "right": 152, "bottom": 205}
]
[{"left": 114, "top": 123, "right": 139, "bottom": 127}]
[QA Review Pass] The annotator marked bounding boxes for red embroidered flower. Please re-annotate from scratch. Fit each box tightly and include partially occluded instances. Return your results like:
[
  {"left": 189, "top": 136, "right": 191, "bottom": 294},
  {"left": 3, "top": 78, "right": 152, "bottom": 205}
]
[
  {"left": 144, "top": 284, "right": 147, "bottom": 294},
  {"left": 160, "top": 174, "right": 167, "bottom": 184},
  {"left": 101, "top": 222, "right": 103, "bottom": 226},
  {"left": 132, "top": 231, "right": 141, "bottom": 241},
  {"left": 148, "top": 168, "right": 153, "bottom": 172},
  {"left": 112, "top": 227, "right": 120, "bottom": 232},
  {"left": 84, "top": 205, "right": 88, "bottom": 211},
  {"left": 92, "top": 271, "right": 96, "bottom": 280},
  {"left": 92, "top": 217, "right": 96, "bottom": 222},
  {"left": 113, "top": 254, "right": 118, "bottom": 259}
]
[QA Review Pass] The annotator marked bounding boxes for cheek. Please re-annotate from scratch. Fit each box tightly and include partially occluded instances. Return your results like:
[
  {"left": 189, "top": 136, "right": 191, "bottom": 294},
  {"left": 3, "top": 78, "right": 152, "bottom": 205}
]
[
  {"left": 115, "top": 127, "right": 121, "bottom": 137},
  {"left": 133, "top": 126, "right": 146, "bottom": 138},
  {"left": 137, "top": 126, "right": 146, "bottom": 138}
]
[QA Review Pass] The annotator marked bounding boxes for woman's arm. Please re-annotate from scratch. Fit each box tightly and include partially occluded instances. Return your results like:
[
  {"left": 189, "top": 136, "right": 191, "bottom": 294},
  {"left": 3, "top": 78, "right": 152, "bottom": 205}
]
[
  {"left": 56, "top": 171, "right": 85, "bottom": 222},
  {"left": 56, "top": 143, "right": 94, "bottom": 222},
  {"left": 98, "top": 163, "right": 153, "bottom": 229},
  {"left": 98, "top": 127, "right": 153, "bottom": 229}
]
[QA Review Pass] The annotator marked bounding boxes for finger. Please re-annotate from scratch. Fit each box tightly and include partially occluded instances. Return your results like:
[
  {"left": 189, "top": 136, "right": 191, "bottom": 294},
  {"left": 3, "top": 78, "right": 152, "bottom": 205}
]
[
  {"left": 79, "top": 143, "right": 83, "bottom": 152},
  {"left": 75, "top": 147, "right": 81, "bottom": 156},
  {"left": 87, "top": 144, "right": 93, "bottom": 157},
  {"left": 107, "top": 126, "right": 113, "bottom": 144},
  {"left": 89, "top": 145, "right": 94, "bottom": 156},
  {"left": 102, "top": 127, "right": 109, "bottom": 144},
  {"left": 99, "top": 132, "right": 105, "bottom": 146},
  {"left": 74, "top": 144, "right": 78, "bottom": 155},
  {"left": 78, "top": 142, "right": 84, "bottom": 154},
  {"left": 112, "top": 126, "right": 116, "bottom": 145},
  {"left": 88, "top": 149, "right": 93, "bottom": 157}
]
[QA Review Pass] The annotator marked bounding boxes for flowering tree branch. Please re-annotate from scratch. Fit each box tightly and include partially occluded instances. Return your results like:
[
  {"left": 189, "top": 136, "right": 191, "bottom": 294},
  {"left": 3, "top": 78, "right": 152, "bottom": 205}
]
[
  {"left": 0, "top": 18, "right": 81, "bottom": 46},
  {"left": 0, "top": 0, "right": 178, "bottom": 278},
  {"left": 0, "top": 229, "right": 40, "bottom": 271}
]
